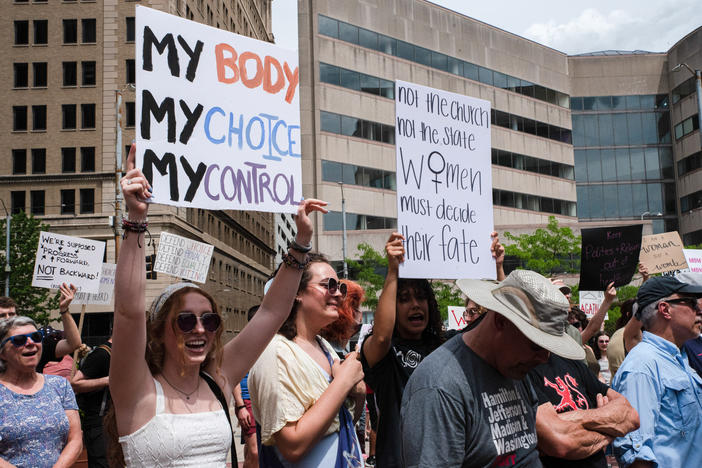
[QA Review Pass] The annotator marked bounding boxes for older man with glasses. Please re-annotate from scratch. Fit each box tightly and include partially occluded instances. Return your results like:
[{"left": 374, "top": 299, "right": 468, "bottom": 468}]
[{"left": 613, "top": 276, "right": 702, "bottom": 468}]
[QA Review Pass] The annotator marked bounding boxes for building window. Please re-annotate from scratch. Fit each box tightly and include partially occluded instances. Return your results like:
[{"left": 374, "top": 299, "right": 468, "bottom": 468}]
[
  {"left": 33, "top": 62, "right": 47, "bottom": 87},
  {"left": 126, "top": 17, "right": 135, "bottom": 42},
  {"left": 323, "top": 211, "right": 397, "bottom": 231},
  {"left": 322, "top": 160, "right": 397, "bottom": 190},
  {"left": 63, "top": 19, "right": 78, "bottom": 44},
  {"left": 80, "top": 189, "right": 95, "bottom": 214},
  {"left": 319, "top": 63, "right": 395, "bottom": 99},
  {"left": 12, "top": 149, "right": 27, "bottom": 174},
  {"left": 13, "top": 106, "right": 28, "bottom": 131},
  {"left": 677, "top": 150, "right": 702, "bottom": 177},
  {"left": 62, "top": 147, "right": 76, "bottom": 172},
  {"left": 674, "top": 115, "right": 700, "bottom": 140},
  {"left": 81, "top": 19, "right": 96, "bottom": 43},
  {"left": 31, "top": 148, "right": 46, "bottom": 174},
  {"left": 32, "top": 105, "right": 46, "bottom": 131},
  {"left": 81, "top": 103, "right": 96, "bottom": 129},
  {"left": 30, "top": 190, "right": 45, "bottom": 215},
  {"left": 491, "top": 148, "right": 575, "bottom": 180},
  {"left": 126, "top": 59, "right": 135, "bottom": 84},
  {"left": 14, "top": 63, "right": 29, "bottom": 88},
  {"left": 81, "top": 147, "right": 95, "bottom": 172},
  {"left": 14, "top": 21, "right": 29, "bottom": 45},
  {"left": 61, "top": 190, "right": 75, "bottom": 214},
  {"left": 63, "top": 62, "right": 77, "bottom": 86},
  {"left": 33, "top": 20, "right": 48, "bottom": 45},
  {"left": 319, "top": 111, "right": 395, "bottom": 144},
  {"left": 125, "top": 102, "right": 135, "bottom": 127},
  {"left": 11, "top": 192, "right": 26, "bottom": 214},
  {"left": 62, "top": 104, "right": 77, "bottom": 129},
  {"left": 81, "top": 61, "right": 96, "bottom": 86}
]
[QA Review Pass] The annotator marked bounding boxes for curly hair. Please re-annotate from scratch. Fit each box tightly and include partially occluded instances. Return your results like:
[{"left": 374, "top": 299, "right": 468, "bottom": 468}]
[
  {"left": 394, "top": 278, "right": 444, "bottom": 348},
  {"left": 320, "top": 280, "right": 365, "bottom": 346},
  {"left": 592, "top": 331, "right": 609, "bottom": 360}
]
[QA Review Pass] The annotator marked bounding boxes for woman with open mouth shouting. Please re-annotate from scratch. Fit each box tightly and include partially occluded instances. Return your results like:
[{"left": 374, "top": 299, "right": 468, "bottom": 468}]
[{"left": 105, "top": 144, "right": 328, "bottom": 467}]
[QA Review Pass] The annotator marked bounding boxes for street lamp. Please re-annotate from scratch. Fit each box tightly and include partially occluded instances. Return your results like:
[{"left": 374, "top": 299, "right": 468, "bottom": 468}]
[
  {"left": 672, "top": 63, "right": 702, "bottom": 150},
  {"left": 640, "top": 211, "right": 663, "bottom": 220},
  {"left": 337, "top": 182, "right": 348, "bottom": 279}
]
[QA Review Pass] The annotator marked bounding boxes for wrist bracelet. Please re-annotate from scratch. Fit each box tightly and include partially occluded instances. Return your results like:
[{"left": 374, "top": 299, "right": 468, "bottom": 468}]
[
  {"left": 236, "top": 405, "right": 246, "bottom": 411},
  {"left": 122, "top": 218, "right": 148, "bottom": 233},
  {"left": 60, "top": 309, "right": 69, "bottom": 315},
  {"left": 289, "top": 239, "right": 312, "bottom": 253},
  {"left": 282, "top": 252, "right": 310, "bottom": 270}
]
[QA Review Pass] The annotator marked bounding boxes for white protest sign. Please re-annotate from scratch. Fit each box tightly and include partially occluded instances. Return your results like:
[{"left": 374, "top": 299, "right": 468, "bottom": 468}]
[
  {"left": 395, "top": 80, "right": 494, "bottom": 279},
  {"left": 447, "top": 306, "right": 467, "bottom": 330},
  {"left": 153, "top": 232, "right": 214, "bottom": 283},
  {"left": 357, "top": 323, "right": 373, "bottom": 351},
  {"left": 579, "top": 290, "right": 605, "bottom": 319},
  {"left": 32, "top": 232, "right": 105, "bottom": 292},
  {"left": 136, "top": 6, "right": 301, "bottom": 213},
  {"left": 683, "top": 249, "right": 702, "bottom": 273},
  {"left": 73, "top": 263, "right": 116, "bottom": 305}
]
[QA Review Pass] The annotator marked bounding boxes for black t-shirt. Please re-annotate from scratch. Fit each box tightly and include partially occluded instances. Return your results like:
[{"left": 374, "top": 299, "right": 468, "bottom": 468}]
[
  {"left": 361, "top": 334, "right": 435, "bottom": 468},
  {"left": 76, "top": 342, "right": 112, "bottom": 419},
  {"left": 527, "top": 355, "right": 609, "bottom": 468},
  {"left": 36, "top": 335, "right": 60, "bottom": 372}
]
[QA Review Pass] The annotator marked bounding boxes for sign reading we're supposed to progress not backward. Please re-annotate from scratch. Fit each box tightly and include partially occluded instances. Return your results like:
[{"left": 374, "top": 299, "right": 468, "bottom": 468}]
[
  {"left": 32, "top": 232, "right": 106, "bottom": 292},
  {"left": 136, "top": 5, "right": 301, "bottom": 213},
  {"left": 395, "top": 80, "right": 495, "bottom": 280}
]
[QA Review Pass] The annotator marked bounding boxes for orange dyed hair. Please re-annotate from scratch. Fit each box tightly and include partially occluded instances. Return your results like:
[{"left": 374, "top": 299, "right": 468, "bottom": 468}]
[{"left": 320, "top": 280, "right": 365, "bottom": 345}]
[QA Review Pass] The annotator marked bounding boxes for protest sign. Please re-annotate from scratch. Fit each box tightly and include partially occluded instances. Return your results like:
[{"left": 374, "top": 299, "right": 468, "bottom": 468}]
[
  {"left": 683, "top": 249, "right": 702, "bottom": 273},
  {"left": 579, "top": 225, "right": 642, "bottom": 290},
  {"left": 153, "top": 232, "right": 214, "bottom": 283},
  {"left": 639, "top": 231, "right": 687, "bottom": 274},
  {"left": 32, "top": 232, "right": 105, "bottom": 292},
  {"left": 579, "top": 291, "right": 606, "bottom": 319},
  {"left": 447, "top": 306, "right": 468, "bottom": 330},
  {"left": 395, "top": 80, "right": 493, "bottom": 279},
  {"left": 73, "top": 263, "right": 116, "bottom": 305},
  {"left": 136, "top": 6, "right": 301, "bottom": 213}
]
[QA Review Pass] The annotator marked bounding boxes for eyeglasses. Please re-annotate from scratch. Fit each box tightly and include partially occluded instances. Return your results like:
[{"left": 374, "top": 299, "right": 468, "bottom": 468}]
[
  {"left": 666, "top": 298, "right": 700, "bottom": 312},
  {"left": 1, "top": 330, "right": 43, "bottom": 348},
  {"left": 317, "top": 278, "right": 347, "bottom": 299},
  {"left": 176, "top": 313, "right": 222, "bottom": 333},
  {"left": 0, "top": 311, "right": 17, "bottom": 320}
]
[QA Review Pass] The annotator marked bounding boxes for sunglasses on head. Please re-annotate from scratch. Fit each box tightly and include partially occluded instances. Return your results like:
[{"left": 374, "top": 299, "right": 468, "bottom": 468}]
[
  {"left": 176, "top": 313, "right": 221, "bottom": 333},
  {"left": 1, "top": 330, "right": 43, "bottom": 348},
  {"left": 318, "top": 278, "right": 347, "bottom": 298}
]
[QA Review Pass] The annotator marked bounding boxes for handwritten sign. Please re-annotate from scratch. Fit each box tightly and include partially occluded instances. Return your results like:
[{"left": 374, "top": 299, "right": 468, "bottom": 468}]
[
  {"left": 136, "top": 6, "right": 301, "bottom": 213},
  {"left": 579, "top": 291, "right": 606, "bottom": 319},
  {"left": 639, "top": 231, "right": 687, "bottom": 274},
  {"left": 73, "top": 263, "right": 116, "bottom": 305},
  {"left": 579, "top": 225, "right": 642, "bottom": 290},
  {"left": 153, "top": 232, "right": 214, "bottom": 283},
  {"left": 32, "top": 232, "right": 105, "bottom": 292},
  {"left": 395, "top": 80, "right": 494, "bottom": 279},
  {"left": 683, "top": 249, "right": 702, "bottom": 273},
  {"left": 447, "top": 306, "right": 467, "bottom": 330}
]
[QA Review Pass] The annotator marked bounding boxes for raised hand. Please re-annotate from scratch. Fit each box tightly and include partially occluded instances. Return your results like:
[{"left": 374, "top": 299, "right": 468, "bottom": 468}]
[
  {"left": 293, "top": 199, "right": 328, "bottom": 246},
  {"left": 385, "top": 232, "right": 405, "bottom": 271},
  {"left": 59, "top": 283, "right": 77, "bottom": 313},
  {"left": 120, "top": 143, "right": 152, "bottom": 220},
  {"left": 604, "top": 282, "right": 616, "bottom": 302}
]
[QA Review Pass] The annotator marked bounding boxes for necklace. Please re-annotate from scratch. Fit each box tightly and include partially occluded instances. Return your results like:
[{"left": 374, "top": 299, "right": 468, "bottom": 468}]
[{"left": 161, "top": 373, "right": 200, "bottom": 400}]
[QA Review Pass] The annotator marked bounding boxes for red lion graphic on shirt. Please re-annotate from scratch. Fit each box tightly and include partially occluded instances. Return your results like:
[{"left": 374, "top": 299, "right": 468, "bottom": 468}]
[{"left": 543, "top": 373, "right": 589, "bottom": 412}]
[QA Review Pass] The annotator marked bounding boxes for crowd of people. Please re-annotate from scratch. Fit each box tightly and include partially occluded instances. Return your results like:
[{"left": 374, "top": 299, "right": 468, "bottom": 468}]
[{"left": 1, "top": 144, "right": 701, "bottom": 468}]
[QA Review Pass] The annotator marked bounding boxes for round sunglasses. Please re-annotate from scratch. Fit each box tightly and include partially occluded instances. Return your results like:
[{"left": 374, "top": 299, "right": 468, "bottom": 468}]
[
  {"left": 317, "top": 277, "right": 347, "bottom": 298},
  {"left": 1, "top": 330, "right": 43, "bottom": 348},
  {"left": 176, "top": 312, "right": 222, "bottom": 333}
]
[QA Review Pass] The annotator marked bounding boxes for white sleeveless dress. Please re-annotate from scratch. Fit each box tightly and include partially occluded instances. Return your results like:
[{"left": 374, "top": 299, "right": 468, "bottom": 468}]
[{"left": 119, "top": 378, "right": 232, "bottom": 467}]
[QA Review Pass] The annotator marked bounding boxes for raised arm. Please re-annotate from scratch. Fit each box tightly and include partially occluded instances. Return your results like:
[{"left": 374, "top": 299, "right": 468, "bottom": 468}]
[
  {"left": 54, "top": 283, "right": 82, "bottom": 358},
  {"left": 581, "top": 282, "right": 615, "bottom": 343},
  {"left": 491, "top": 231, "right": 505, "bottom": 281},
  {"left": 623, "top": 314, "right": 643, "bottom": 353},
  {"left": 220, "top": 199, "right": 328, "bottom": 386},
  {"left": 362, "top": 232, "right": 404, "bottom": 368}
]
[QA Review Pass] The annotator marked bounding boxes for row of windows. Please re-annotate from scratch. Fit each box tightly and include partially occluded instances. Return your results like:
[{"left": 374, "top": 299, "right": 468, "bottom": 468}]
[
  {"left": 321, "top": 160, "right": 397, "bottom": 190},
  {"left": 570, "top": 94, "right": 668, "bottom": 111},
  {"left": 10, "top": 189, "right": 95, "bottom": 215},
  {"left": 492, "top": 149, "right": 575, "bottom": 180},
  {"left": 674, "top": 114, "right": 699, "bottom": 141},
  {"left": 680, "top": 189, "right": 702, "bottom": 214},
  {"left": 319, "top": 63, "right": 394, "bottom": 99},
  {"left": 323, "top": 211, "right": 397, "bottom": 232},
  {"left": 493, "top": 189, "right": 577, "bottom": 217},
  {"left": 576, "top": 182, "right": 675, "bottom": 219},
  {"left": 672, "top": 76, "right": 697, "bottom": 105},
  {"left": 571, "top": 112, "right": 671, "bottom": 147},
  {"left": 318, "top": 15, "right": 570, "bottom": 108},
  {"left": 320, "top": 111, "right": 395, "bottom": 144},
  {"left": 12, "top": 104, "right": 96, "bottom": 131},
  {"left": 13, "top": 61, "right": 96, "bottom": 88},
  {"left": 12, "top": 147, "right": 95, "bottom": 174},
  {"left": 574, "top": 147, "right": 674, "bottom": 184},
  {"left": 677, "top": 150, "right": 702, "bottom": 177},
  {"left": 492, "top": 109, "right": 572, "bottom": 144},
  {"left": 14, "top": 18, "right": 96, "bottom": 45}
]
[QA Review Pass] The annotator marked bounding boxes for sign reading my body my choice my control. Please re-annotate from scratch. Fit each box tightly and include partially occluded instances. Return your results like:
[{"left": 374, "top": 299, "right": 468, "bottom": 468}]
[{"left": 135, "top": 5, "right": 301, "bottom": 213}]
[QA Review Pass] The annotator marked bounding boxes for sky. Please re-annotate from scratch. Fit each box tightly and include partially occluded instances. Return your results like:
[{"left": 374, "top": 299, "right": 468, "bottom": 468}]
[{"left": 272, "top": 0, "right": 702, "bottom": 54}]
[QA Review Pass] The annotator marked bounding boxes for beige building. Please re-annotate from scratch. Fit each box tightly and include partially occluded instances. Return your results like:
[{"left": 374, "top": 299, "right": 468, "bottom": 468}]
[{"left": 2, "top": 0, "right": 275, "bottom": 343}]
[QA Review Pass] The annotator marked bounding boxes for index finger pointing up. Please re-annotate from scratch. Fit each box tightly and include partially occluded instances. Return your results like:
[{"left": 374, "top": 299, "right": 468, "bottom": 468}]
[{"left": 126, "top": 143, "right": 136, "bottom": 172}]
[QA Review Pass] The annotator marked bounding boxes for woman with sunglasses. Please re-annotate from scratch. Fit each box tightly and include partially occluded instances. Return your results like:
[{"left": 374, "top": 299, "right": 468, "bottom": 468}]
[
  {"left": 0, "top": 316, "right": 82, "bottom": 467},
  {"left": 106, "top": 145, "right": 328, "bottom": 467},
  {"left": 249, "top": 254, "right": 365, "bottom": 467}
]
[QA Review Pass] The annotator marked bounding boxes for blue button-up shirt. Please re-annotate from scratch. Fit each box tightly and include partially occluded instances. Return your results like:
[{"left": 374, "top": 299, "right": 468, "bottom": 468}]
[{"left": 613, "top": 331, "right": 702, "bottom": 467}]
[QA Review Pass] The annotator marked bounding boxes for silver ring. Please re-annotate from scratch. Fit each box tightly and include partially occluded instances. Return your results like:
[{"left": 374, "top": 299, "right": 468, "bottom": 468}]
[{"left": 125, "top": 179, "right": 132, "bottom": 185}]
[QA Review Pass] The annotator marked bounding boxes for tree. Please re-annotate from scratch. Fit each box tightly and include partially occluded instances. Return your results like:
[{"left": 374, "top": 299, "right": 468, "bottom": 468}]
[
  {"left": 0, "top": 211, "right": 58, "bottom": 323},
  {"left": 504, "top": 216, "right": 581, "bottom": 276},
  {"left": 430, "top": 281, "right": 464, "bottom": 321},
  {"left": 346, "top": 242, "right": 387, "bottom": 311}
]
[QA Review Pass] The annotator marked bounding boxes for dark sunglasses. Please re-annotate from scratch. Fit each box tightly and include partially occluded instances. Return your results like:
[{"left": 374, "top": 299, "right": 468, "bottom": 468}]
[
  {"left": 666, "top": 298, "right": 700, "bottom": 312},
  {"left": 176, "top": 313, "right": 222, "bottom": 333},
  {"left": 1, "top": 330, "right": 43, "bottom": 348},
  {"left": 318, "top": 278, "right": 347, "bottom": 298}
]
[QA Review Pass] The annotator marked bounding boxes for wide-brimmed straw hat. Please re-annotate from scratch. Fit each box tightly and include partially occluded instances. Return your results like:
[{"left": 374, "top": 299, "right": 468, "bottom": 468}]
[{"left": 457, "top": 270, "right": 585, "bottom": 360}]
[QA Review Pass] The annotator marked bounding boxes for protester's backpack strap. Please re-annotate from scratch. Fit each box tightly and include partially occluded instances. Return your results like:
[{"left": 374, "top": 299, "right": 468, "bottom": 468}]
[{"left": 200, "top": 371, "right": 237, "bottom": 467}]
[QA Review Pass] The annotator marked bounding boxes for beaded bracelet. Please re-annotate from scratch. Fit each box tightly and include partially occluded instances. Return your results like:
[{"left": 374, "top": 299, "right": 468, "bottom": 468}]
[
  {"left": 281, "top": 252, "right": 310, "bottom": 270},
  {"left": 122, "top": 218, "right": 148, "bottom": 233}
]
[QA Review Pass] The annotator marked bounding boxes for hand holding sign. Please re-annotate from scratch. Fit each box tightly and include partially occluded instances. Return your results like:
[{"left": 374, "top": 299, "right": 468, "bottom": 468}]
[
  {"left": 59, "top": 283, "right": 77, "bottom": 313},
  {"left": 386, "top": 232, "right": 406, "bottom": 272},
  {"left": 121, "top": 143, "right": 152, "bottom": 220}
]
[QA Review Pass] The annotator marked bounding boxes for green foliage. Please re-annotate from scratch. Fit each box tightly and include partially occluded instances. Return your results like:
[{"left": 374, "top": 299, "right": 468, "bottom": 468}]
[
  {"left": 430, "top": 281, "right": 463, "bottom": 321},
  {"left": 504, "top": 216, "right": 581, "bottom": 275},
  {"left": 346, "top": 242, "right": 387, "bottom": 310},
  {"left": 0, "top": 211, "right": 58, "bottom": 324},
  {"left": 602, "top": 285, "right": 640, "bottom": 336}
]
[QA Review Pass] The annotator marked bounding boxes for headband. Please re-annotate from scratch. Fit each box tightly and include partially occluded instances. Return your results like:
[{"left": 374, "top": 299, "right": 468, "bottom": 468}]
[{"left": 149, "top": 282, "right": 200, "bottom": 321}]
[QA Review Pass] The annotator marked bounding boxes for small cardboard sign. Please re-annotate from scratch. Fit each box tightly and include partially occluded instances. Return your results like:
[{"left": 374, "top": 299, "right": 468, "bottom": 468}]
[
  {"left": 579, "top": 225, "right": 642, "bottom": 290},
  {"left": 73, "top": 263, "right": 116, "bottom": 305},
  {"left": 639, "top": 231, "right": 687, "bottom": 274},
  {"left": 579, "top": 290, "right": 606, "bottom": 319},
  {"left": 153, "top": 232, "right": 214, "bottom": 283},
  {"left": 447, "top": 306, "right": 468, "bottom": 330},
  {"left": 32, "top": 232, "right": 105, "bottom": 292},
  {"left": 683, "top": 249, "right": 702, "bottom": 273}
]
